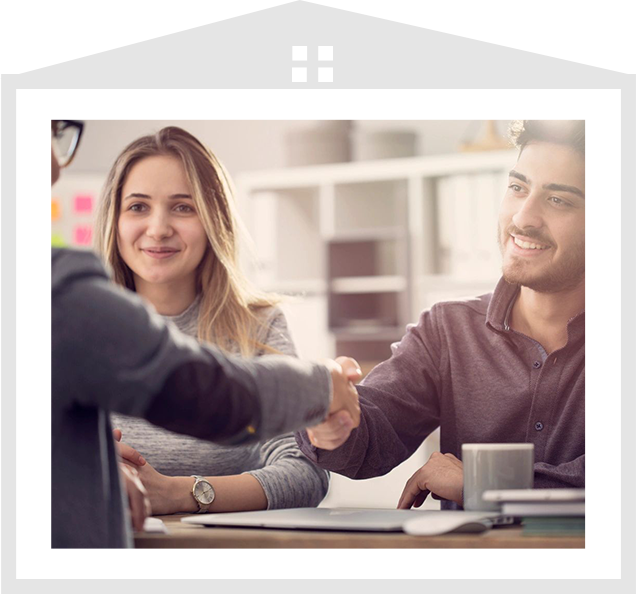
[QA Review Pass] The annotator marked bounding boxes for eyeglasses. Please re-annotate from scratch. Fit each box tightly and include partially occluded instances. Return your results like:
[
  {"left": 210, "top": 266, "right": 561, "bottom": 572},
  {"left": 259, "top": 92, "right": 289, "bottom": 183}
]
[{"left": 51, "top": 120, "right": 84, "bottom": 167}]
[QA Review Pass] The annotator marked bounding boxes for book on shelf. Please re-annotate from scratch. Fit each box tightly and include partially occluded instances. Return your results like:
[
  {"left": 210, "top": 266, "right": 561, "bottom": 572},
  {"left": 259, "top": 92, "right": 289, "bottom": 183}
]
[{"left": 436, "top": 172, "right": 505, "bottom": 280}]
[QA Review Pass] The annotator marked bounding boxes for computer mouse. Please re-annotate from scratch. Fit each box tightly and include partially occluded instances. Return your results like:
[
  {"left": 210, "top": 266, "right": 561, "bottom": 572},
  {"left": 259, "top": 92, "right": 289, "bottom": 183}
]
[{"left": 403, "top": 513, "right": 493, "bottom": 536}]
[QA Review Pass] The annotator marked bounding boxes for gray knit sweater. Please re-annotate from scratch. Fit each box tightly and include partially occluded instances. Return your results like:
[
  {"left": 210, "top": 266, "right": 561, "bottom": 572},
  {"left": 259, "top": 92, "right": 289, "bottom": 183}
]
[{"left": 112, "top": 297, "right": 329, "bottom": 509}]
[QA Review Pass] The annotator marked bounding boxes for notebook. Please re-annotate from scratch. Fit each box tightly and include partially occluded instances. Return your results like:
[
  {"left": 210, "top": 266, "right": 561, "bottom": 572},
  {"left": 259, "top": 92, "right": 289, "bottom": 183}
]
[{"left": 481, "top": 488, "right": 585, "bottom": 517}]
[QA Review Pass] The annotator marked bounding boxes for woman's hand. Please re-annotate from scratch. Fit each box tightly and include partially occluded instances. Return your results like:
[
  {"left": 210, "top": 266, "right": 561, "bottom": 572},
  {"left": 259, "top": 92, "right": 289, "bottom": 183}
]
[
  {"left": 127, "top": 458, "right": 186, "bottom": 516},
  {"left": 113, "top": 428, "right": 146, "bottom": 467},
  {"left": 113, "top": 429, "right": 187, "bottom": 515}
]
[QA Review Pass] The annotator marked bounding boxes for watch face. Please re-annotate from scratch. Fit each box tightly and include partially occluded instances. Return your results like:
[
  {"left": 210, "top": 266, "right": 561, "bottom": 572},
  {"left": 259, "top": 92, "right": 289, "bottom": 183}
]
[{"left": 194, "top": 480, "right": 215, "bottom": 505}]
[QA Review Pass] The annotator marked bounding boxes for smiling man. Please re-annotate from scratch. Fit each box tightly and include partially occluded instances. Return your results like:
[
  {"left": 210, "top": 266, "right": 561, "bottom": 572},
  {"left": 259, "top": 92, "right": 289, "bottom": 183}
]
[{"left": 296, "top": 120, "right": 585, "bottom": 509}]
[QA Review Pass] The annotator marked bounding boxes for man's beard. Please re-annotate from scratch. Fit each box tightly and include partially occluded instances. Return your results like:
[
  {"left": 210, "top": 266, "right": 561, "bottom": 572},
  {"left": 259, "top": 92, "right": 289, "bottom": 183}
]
[{"left": 498, "top": 224, "right": 585, "bottom": 293}]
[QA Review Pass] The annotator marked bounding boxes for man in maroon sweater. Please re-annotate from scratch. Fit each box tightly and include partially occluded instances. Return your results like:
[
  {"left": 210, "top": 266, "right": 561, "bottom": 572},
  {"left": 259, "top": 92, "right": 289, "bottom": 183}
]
[{"left": 296, "top": 120, "right": 585, "bottom": 509}]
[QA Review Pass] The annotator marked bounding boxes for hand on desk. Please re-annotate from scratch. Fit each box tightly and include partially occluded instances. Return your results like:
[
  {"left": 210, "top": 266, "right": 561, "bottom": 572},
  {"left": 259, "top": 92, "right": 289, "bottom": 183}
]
[
  {"left": 308, "top": 357, "right": 362, "bottom": 450},
  {"left": 397, "top": 452, "right": 464, "bottom": 509},
  {"left": 115, "top": 429, "right": 186, "bottom": 515}
]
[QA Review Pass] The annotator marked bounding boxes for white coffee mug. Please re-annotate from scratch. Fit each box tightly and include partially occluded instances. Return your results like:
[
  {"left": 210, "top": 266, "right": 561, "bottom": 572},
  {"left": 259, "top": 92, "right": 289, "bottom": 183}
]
[{"left": 462, "top": 443, "right": 534, "bottom": 511}]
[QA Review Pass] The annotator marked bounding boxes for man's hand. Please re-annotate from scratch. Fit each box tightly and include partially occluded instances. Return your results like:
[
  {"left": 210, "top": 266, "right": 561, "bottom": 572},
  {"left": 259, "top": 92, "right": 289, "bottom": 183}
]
[
  {"left": 397, "top": 452, "right": 464, "bottom": 509},
  {"left": 327, "top": 356, "right": 362, "bottom": 419},
  {"left": 307, "top": 357, "right": 362, "bottom": 451},
  {"left": 113, "top": 428, "right": 146, "bottom": 467},
  {"left": 119, "top": 463, "right": 152, "bottom": 532}
]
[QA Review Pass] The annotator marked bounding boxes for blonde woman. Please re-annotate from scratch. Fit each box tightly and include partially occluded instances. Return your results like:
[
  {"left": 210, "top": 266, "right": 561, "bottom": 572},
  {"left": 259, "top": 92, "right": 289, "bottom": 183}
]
[{"left": 95, "top": 126, "right": 329, "bottom": 515}]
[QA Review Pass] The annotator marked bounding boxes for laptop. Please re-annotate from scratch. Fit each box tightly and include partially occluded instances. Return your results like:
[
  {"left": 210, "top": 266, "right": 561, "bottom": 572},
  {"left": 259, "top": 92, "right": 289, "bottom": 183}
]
[{"left": 181, "top": 507, "right": 506, "bottom": 535}]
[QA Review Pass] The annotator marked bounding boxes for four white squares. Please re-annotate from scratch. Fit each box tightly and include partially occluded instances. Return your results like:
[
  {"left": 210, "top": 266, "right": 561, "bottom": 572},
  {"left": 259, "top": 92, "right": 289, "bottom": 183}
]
[
  {"left": 291, "top": 46, "right": 333, "bottom": 82},
  {"left": 318, "top": 46, "right": 333, "bottom": 61},
  {"left": 292, "top": 46, "right": 307, "bottom": 61}
]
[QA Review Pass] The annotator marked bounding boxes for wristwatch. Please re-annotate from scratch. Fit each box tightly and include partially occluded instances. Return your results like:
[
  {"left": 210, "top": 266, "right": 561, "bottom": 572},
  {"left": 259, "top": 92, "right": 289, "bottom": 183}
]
[{"left": 190, "top": 475, "right": 215, "bottom": 513}]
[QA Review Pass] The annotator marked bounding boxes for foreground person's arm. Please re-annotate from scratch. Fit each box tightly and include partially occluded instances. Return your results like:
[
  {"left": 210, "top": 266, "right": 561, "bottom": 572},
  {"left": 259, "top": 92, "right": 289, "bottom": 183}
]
[{"left": 53, "top": 250, "right": 359, "bottom": 444}]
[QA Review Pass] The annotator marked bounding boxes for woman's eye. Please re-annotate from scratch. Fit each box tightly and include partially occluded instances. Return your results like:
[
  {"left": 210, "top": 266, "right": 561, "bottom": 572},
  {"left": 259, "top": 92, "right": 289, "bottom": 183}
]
[
  {"left": 175, "top": 204, "right": 194, "bottom": 213},
  {"left": 129, "top": 203, "right": 147, "bottom": 212}
]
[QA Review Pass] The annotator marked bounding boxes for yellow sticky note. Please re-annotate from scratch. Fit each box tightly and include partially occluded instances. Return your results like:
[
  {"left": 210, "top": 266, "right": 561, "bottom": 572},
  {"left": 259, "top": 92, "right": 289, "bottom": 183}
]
[
  {"left": 51, "top": 199, "right": 61, "bottom": 221},
  {"left": 51, "top": 233, "right": 67, "bottom": 247}
]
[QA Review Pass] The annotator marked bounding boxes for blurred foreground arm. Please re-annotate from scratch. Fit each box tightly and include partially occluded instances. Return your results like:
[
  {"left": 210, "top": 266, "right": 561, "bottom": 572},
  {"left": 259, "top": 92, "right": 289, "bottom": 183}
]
[{"left": 53, "top": 250, "right": 340, "bottom": 445}]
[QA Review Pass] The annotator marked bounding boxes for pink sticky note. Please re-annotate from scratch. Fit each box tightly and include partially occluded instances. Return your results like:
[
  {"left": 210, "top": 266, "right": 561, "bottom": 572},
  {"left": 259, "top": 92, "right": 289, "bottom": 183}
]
[
  {"left": 74, "top": 194, "right": 93, "bottom": 214},
  {"left": 74, "top": 224, "right": 92, "bottom": 246}
]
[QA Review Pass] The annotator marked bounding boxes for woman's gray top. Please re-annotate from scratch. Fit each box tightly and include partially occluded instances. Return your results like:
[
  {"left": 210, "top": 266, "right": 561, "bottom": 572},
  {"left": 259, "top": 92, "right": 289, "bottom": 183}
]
[{"left": 112, "top": 297, "right": 329, "bottom": 509}]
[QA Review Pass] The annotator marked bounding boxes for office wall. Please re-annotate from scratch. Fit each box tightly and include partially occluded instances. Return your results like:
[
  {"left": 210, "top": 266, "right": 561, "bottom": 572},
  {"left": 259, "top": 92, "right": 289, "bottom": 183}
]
[{"left": 69, "top": 120, "right": 509, "bottom": 175}]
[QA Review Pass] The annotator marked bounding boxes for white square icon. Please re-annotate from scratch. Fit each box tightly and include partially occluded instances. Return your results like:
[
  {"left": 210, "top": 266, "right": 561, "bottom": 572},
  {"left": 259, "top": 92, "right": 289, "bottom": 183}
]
[
  {"left": 318, "top": 46, "right": 333, "bottom": 61},
  {"left": 318, "top": 67, "right": 333, "bottom": 83},
  {"left": 292, "top": 67, "right": 308, "bottom": 83},
  {"left": 292, "top": 46, "right": 307, "bottom": 61}
]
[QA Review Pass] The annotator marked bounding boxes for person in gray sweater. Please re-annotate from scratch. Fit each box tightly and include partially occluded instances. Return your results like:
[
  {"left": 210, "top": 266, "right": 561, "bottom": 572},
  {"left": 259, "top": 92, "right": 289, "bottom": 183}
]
[
  {"left": 111, "top": 300, "right": 329, "bottom": 513},
  {"left": 95, "top": 126, "right": 330, "bottom": 514}
]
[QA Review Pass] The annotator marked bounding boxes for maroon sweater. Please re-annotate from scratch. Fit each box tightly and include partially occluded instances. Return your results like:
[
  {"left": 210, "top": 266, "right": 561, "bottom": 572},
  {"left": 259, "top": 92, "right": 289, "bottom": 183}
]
[{"left": 297, "top": 278, "right": 584, "bottom": 498}]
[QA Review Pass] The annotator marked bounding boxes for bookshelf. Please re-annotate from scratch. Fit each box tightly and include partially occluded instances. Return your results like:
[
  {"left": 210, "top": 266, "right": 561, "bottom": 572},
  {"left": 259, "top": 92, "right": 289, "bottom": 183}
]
[{"left": 237, "top": 149, "right": 516, "bottom": 364}]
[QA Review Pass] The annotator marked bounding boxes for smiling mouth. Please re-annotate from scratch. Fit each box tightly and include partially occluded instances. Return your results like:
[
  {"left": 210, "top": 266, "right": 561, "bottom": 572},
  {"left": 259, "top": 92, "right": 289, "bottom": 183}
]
[
  {"left": 510, "top": 235, "right": 551, "bottom": 251},
  {"left": 142, "top": 248, "right": 180, "bottom": 259}
]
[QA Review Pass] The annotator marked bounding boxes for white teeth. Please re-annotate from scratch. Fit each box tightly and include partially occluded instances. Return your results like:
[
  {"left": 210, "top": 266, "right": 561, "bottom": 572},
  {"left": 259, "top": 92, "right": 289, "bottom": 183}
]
[{"left": 513, "top": 237, "right": 549, "bottom": 250}]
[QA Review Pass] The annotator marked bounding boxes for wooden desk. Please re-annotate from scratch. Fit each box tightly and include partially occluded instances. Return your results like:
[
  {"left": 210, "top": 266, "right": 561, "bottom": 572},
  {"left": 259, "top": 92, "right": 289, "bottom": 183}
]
[{"left": 134, "top": 514, "right": 584, "bottom": 549}]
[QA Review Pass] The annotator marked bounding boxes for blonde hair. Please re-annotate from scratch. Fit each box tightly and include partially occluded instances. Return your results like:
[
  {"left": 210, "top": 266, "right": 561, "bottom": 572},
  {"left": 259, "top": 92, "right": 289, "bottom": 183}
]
[{"left": 94, "top": 126, "right": 280, "bottom": 356}]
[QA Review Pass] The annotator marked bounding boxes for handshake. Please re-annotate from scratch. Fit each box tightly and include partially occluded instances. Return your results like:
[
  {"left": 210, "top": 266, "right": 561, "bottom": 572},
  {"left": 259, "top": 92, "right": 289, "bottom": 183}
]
[{"left": 313, "top": 357, "right": 362, "bottom": 450}]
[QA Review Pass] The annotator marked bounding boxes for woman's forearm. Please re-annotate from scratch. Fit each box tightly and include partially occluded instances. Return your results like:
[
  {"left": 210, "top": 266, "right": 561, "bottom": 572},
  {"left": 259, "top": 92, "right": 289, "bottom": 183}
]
[{"left": 167, "top": 473, "right": 268, "bottom": 514}]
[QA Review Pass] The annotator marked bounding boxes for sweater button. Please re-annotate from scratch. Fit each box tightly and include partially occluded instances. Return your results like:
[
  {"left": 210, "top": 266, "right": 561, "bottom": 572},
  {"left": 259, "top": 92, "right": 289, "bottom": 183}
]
[
  {"left": 533, "top": 360, "right": 542, "bottom": 369},
  {"left": 534, "top": 421, "right": 544, "bottom": 431}
]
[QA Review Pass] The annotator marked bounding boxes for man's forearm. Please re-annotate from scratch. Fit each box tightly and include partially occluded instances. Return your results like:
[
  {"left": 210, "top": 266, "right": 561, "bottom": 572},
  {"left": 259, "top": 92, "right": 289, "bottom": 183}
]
[
  {"left": 534, "top": 455, "right": 585, "bottom": 488},
  {"left": 296, "top": 402, "right": 415, "bottom": 479}
]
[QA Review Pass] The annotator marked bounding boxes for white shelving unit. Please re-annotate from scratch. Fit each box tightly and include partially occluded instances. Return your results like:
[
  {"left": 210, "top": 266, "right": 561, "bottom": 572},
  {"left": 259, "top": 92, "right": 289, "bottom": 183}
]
[
  {"left": 237, "top": 148, "right": 516, "bottom": 359},
  {"left": 236, "top": 149, "right": 517, "bottom": 508}
]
